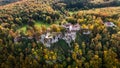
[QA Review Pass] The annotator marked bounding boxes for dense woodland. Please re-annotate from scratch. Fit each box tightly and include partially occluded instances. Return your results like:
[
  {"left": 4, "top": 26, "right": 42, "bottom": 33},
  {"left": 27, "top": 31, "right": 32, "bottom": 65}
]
[{"left": 0, "top": 0, "right": 120, "bottom": 68}]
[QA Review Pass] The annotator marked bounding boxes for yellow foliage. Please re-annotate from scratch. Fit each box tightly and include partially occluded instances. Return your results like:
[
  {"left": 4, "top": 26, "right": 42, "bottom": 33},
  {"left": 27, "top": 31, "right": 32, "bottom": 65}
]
[
  {"left": 72, "top": 52, "right": 77, "bottom": 60},
  {"left": 45, "top": 55, "right": 49, "bottom": 60},
  {"left": 50, "top": 24, "right": 60, "bottom": 32},
  {"left": 104, "top": 51, "right": 108, "bottom": 57},
  {"left": 88, "top": 24, "right": 94, "bottom": 30},
  {"left": 81, "top": 24, "right": 88, "bottom": 29},
  {"left": 77, "top": 19, "right": 84, "bottom": 24},
  {"left": 78, "top": 50, "right": 82, "bottom": 55},
  {"left": 0, "top": 26, "right": 3, "bottom": 30},
  {"left": 27, "top": 30, "right": 33, "bottom": 36},
  {"left": 41, "top": 25, "right": 47, "bottom": 32},
  {"left": 52, "top": 55, "right": 56, "bottom": 60},
  {"left": 43, "top": 49, "right": 48, "bottom": 53},
  {"left": 94, "top": 55, "right": 99, "bottom": 59}
]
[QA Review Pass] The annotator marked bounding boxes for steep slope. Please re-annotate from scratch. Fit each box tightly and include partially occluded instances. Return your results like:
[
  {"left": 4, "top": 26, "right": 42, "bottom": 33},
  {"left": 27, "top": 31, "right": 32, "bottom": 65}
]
[
  {"left": 0, "top": 0, "right": 60, "bottom": 28},
  {"left": 78, "top": 6, "right": 120, "bottom": 17}
]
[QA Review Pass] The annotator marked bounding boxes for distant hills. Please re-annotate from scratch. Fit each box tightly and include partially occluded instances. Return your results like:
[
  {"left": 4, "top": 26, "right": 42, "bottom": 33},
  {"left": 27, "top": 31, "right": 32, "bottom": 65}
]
[
  {"left": 60, "top": 0, "right": 120, "bottom": 9},
  {"left": 0, "top": 0, "right": 120, "bottom": 9},
  {"left": 0, "top": 0, "right": 19, "bottom": 5}
]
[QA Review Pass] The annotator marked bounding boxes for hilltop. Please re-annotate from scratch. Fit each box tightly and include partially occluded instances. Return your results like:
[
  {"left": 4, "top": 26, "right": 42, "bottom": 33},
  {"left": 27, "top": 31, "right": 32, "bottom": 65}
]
[
  {"left": 1, "top": 0, "right": 120, "bottom": 8},
  {"left": 0, "top": 0, "right": 19, "bottom": 6}
]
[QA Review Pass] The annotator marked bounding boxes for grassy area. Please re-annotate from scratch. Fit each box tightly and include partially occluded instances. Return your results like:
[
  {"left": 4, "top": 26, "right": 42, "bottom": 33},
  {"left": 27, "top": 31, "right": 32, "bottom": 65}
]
[
  {"left": 68, "top": 11, "right": 78, "bottom": 15},
  {"left": 35, "top": 21, "right": 50, "bottom": 27},
  {"left": 17, "top": 21, "right": 50, "bottom": 33},
  {"left": 18, "top": 25, "right": 26, "bottom": 32},
  {"left": 17, "top": 20, "right": 61, "bottom": 33}
]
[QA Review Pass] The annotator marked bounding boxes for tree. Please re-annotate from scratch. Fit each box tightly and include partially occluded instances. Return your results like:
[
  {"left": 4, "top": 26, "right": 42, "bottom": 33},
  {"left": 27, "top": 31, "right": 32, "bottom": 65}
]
[
  {"left": 89, "top": 55, "right": 102, "bottom": 68},
  {"left": 7, "top": 55, "right": 16, "bottom": 68},
  {"left": 66, "top": 17, "right": 77, "bottom": 24},
  {"left": 50, "top": 24, "right": 60, "bottom": 32},
  {"left": 103, "top": 49, "right": 119, "bottom": 68},
  {"left": 41, "top": 25, "right": 47, "bottom": 33},
  {"left": 46, "top": 16, "right": 52, "bottom": 24},
  {"left": 28, "top": 19, "right": 35, "bottom": 27},
  {"left": 0, "top": 39, "right": 3, "bottom": 45}
]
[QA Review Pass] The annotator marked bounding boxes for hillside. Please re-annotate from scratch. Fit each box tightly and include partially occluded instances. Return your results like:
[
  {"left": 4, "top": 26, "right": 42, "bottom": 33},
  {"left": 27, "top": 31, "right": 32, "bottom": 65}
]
[
  {"left": 58, "top": 0, "right": 120, "bottom": 9},
  {"left": 0, "top": 0, "right": 120, "bottom": 68},
  {"left": 0, "top": 0, "right": 61, "bottom": 28},
  {"left": 1, "top": 0, "right": 120, "bottom": 8},
  {"left": 78, "top": 7, "right": 120, "bottom": 17}
]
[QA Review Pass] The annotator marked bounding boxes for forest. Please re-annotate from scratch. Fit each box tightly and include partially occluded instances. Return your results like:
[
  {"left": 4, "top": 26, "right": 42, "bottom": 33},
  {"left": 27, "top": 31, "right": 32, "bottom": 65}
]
[{"left": 0, "top": 0, "right": 120, "bottom": 68}]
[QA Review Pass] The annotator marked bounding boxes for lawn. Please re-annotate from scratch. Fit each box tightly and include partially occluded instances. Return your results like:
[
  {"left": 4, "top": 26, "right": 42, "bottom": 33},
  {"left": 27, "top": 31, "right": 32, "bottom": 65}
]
[
  {"left": 68, "top": 11, "right": 78, "bottom": 15},
  {"left": 35, "top": 21, "right": 50, "bottom": 27}
]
